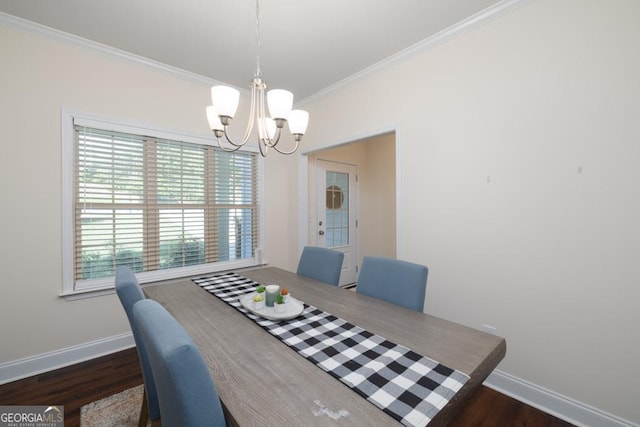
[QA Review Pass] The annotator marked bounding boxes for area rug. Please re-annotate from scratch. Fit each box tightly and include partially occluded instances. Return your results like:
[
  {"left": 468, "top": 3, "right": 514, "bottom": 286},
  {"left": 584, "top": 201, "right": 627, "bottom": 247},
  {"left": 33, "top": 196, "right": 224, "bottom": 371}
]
[{"left": 80, "top": 384, "right": 143, "bottom": 427}]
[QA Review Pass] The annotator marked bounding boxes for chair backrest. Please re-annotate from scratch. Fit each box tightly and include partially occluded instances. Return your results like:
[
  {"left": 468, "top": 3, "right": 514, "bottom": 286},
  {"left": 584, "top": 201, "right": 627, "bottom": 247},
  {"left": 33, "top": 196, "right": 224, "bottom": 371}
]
[
  {"left": 356, "top": 256, "right": 428, "bottom": 312},
  {"left": 133, "top": 299, "right": 227, "bottom": 427},
  {"left": 296, "top": 246, "right": 345, "bottom": 286},
  {"left": 114, "top": 266, "right": 160, "bottom": 421}
]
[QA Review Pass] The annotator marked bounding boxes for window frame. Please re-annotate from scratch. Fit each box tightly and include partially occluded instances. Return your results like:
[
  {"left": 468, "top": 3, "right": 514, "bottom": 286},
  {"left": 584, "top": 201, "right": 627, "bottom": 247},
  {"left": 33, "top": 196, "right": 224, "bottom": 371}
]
[{"left": 61, "top": 109, "right": 265, "bottom": 296}]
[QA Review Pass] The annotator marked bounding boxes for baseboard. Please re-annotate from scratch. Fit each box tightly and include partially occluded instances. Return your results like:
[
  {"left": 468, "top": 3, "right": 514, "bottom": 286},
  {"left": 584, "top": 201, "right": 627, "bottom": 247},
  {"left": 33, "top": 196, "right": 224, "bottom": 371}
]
[
  {"left": 484, "top": 370, "right": 638, "bottom": 427},
  {"left": 0, "top": 333, "right": 134, "bottom": 385}
]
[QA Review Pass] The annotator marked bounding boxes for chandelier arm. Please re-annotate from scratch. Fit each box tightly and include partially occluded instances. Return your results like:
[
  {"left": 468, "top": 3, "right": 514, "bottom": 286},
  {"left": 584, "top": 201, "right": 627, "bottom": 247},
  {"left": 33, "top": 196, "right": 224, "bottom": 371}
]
[
  {"left": 216, "top": 136, "right": 243, "bottom": 152},
  {"left": 264, "top": 127, "right": 282, "bottom": 148},
  {"left": 215, "top": 80, "right": 261, "bottom": 149},
  {"left": 271, "top": 137, "right": 300, "bottom": 155},
  {"left": 242, "top": 80, "right": 259, "bottom": 142},
  {"left": 221, "top": 125, "right": 249, "bottom": 147},
  {"left": 258, "top": 139, "right": 268, "bottom": 157}
]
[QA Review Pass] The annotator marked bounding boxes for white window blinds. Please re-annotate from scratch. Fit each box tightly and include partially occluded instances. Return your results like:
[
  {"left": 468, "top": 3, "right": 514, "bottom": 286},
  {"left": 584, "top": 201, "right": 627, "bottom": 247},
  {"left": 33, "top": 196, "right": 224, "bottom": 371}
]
[{"left": 72, "top": 124, "right": 259, "bottom": 288}]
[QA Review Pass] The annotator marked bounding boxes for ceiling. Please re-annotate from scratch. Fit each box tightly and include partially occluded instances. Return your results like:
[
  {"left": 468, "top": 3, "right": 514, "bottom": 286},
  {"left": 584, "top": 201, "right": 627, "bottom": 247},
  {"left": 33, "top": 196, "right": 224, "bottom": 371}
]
[{"left": 0, "top": 0, "right": 503, "bottom": 101}]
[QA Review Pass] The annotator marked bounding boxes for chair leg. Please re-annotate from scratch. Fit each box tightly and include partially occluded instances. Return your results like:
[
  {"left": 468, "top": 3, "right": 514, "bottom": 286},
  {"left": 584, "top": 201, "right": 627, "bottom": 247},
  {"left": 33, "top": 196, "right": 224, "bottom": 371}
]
[{"left": 138, "top": 388, "right": 149, "bottom": 427}]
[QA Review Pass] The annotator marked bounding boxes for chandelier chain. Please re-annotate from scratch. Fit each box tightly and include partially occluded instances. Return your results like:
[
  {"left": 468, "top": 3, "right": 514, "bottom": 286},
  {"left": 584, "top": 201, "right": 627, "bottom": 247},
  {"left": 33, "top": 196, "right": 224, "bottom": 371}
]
[{"left": 255, "top": 0, "right": 261, "bottom": 78}]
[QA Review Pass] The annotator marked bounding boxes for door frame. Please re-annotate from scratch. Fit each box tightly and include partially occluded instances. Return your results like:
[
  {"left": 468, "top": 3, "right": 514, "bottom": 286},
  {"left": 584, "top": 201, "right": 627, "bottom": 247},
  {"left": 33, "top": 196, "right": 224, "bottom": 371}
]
[{"left": 297, "top": 126, "right": 400, "bottom": 282}]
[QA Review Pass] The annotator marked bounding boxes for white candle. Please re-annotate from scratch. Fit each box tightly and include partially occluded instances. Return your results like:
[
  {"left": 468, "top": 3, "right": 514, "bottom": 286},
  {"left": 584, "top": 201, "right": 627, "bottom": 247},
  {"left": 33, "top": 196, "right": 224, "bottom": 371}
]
[{"left": 265, "top": 284, "right": 280, "bottom": 307}]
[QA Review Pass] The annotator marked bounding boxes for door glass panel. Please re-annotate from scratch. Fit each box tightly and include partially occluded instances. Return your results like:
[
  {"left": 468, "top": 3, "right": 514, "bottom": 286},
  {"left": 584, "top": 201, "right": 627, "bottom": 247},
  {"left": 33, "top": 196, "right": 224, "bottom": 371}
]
[{"left": 325, "top": 171, "right": 349, "bottom": 247}]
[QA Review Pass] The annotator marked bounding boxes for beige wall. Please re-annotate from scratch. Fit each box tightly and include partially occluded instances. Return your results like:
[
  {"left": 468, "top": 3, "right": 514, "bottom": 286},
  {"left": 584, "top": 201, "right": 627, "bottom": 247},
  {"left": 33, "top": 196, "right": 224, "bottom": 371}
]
[
  {"left": 357, "top": 133, "right": 397, "bottom": 260},
  {"left": 0, "top": 24, "right": 295, "bottom": 363},
  {"left": 299, "top": 0, "right": 640, "bottom": 423},
  {"left": 2, "top": 0, "right": 639, "bottom": 423}
]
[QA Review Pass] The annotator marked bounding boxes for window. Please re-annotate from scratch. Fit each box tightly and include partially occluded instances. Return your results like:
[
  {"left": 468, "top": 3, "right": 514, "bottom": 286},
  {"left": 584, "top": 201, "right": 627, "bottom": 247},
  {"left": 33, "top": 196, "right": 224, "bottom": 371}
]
[
  {"left": 62, "top": 112, "right": 262, "bottom": 294},
  {"left": 325, "top": 171, "right": 349, "bottom": 247}
]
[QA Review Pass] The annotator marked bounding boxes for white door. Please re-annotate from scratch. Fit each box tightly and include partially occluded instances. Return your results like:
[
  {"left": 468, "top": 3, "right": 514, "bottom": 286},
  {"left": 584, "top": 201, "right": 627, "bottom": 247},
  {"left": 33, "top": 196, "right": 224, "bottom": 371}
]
[{"left": 316, "top": 160, "right": 358, "bottom": 286}]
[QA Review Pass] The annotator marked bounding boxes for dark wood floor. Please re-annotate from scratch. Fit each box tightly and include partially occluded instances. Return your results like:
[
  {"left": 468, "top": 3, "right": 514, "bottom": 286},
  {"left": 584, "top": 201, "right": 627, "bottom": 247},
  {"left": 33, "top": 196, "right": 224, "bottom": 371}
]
[
  {"left": 0, "top": 348, "right": 142, "bottom": 427},
  {"left": 0, "top": 348, "right": 574, "bottom": 427}
]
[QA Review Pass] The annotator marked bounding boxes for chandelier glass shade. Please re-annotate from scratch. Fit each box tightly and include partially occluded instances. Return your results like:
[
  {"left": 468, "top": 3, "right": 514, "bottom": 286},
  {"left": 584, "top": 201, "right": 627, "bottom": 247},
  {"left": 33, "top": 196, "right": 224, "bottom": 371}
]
[{"left": 206, "top": 0, "right": 309, "bottom": 157}]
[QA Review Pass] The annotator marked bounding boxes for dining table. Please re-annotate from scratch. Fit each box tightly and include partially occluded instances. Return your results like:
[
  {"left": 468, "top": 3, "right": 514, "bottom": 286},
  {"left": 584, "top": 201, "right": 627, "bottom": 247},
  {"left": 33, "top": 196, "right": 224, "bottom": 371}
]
[{"left": 143, "top": 266, "right": 506, "bottom": 427}]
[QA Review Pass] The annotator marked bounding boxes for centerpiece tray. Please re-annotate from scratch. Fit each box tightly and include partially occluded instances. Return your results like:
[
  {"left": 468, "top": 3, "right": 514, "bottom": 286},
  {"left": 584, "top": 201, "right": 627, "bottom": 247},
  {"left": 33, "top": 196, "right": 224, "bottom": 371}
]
[{"left": 239, "top": 293, "right": 305, "bottom": 321}]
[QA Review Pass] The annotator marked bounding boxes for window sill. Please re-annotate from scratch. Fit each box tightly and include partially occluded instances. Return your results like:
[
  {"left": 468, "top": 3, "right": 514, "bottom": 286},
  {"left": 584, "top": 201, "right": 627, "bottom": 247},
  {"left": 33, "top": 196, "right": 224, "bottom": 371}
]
[
  {"left": 61, "top": 286, "right": 117, "bottom": 301},
  {"left": 60, "top": 261, "right": 268, "bottom": 301}
]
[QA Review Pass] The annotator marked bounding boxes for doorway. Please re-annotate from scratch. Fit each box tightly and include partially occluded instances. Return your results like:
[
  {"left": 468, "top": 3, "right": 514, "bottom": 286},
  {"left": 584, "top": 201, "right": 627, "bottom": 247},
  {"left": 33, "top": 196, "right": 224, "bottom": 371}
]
[{"left": 306, "top": 132, "right": 396, "bottom": 287}]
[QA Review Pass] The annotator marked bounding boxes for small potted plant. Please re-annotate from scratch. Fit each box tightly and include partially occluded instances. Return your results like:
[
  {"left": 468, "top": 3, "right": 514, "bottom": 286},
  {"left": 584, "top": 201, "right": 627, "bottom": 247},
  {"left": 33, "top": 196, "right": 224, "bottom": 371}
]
[
  {"left": 280, "top": 287, "right": 290, "bottom": 302},
  {"left": 252, "top": 293, "right": 265, "bottom": 310},
  {"left": 253, "top": 285, "right": 265, "bottom": 310},
  {"left": 273, "top": 294, "right": 286, "bottom": 313}
]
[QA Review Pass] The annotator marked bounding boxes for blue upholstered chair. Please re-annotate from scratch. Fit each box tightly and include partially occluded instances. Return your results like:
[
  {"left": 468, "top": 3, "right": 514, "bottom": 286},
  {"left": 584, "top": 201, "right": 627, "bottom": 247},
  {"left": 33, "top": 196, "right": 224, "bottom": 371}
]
[
  {"left": 356, "top": 256, "right": 428, "bottom": 312},
  {"left": 296, "top": 246, "right": 345, "bottom": 286},
  {"left": 133, "top": 299, "right": 227, "bottom": 427},
  {"left": 114, "top": 266, "right": 160, "bottom": 427}
]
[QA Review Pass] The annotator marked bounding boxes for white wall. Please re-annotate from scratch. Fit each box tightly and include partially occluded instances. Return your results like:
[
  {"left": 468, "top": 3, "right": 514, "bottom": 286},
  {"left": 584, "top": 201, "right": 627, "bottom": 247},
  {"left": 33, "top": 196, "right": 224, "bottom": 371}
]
[{"left": 299, "top": 0, "right": 640, "bottom": 424}]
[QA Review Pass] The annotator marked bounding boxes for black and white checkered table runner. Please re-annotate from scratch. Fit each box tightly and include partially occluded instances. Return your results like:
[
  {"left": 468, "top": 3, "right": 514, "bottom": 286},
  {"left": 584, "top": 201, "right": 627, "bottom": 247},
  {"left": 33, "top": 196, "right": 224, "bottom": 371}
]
[{"left": 193, "top": 272, "right": 469, "bottom": 427}]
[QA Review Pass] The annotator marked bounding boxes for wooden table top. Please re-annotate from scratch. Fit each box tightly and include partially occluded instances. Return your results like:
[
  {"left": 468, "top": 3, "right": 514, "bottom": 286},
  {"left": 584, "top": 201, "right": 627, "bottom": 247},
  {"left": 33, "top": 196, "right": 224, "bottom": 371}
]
[{"left": 143, "top": 266, "right": 506, "bottom": 426}]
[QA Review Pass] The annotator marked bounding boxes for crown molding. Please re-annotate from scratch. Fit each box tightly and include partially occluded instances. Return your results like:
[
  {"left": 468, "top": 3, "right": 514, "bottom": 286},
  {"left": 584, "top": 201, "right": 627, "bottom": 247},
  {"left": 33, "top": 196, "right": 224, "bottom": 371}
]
[
  {"left": 2, "top": 1, "right": 532, "bottom": 103},
  {"left": 297, "top": 0, "right": 534, "bottom": 106},
  {"left": 3, "top": 1, "right": 532, "bottom": 102},
  {"left": 0, "top": 11, "right": 227, "bottom": 89}
]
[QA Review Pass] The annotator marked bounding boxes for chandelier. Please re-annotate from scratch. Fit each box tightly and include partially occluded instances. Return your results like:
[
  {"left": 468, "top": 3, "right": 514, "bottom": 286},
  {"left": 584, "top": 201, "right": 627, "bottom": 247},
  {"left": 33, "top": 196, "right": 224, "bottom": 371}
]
[{"left": 206, "top": 0, "right": 309, "bottom": 157}]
